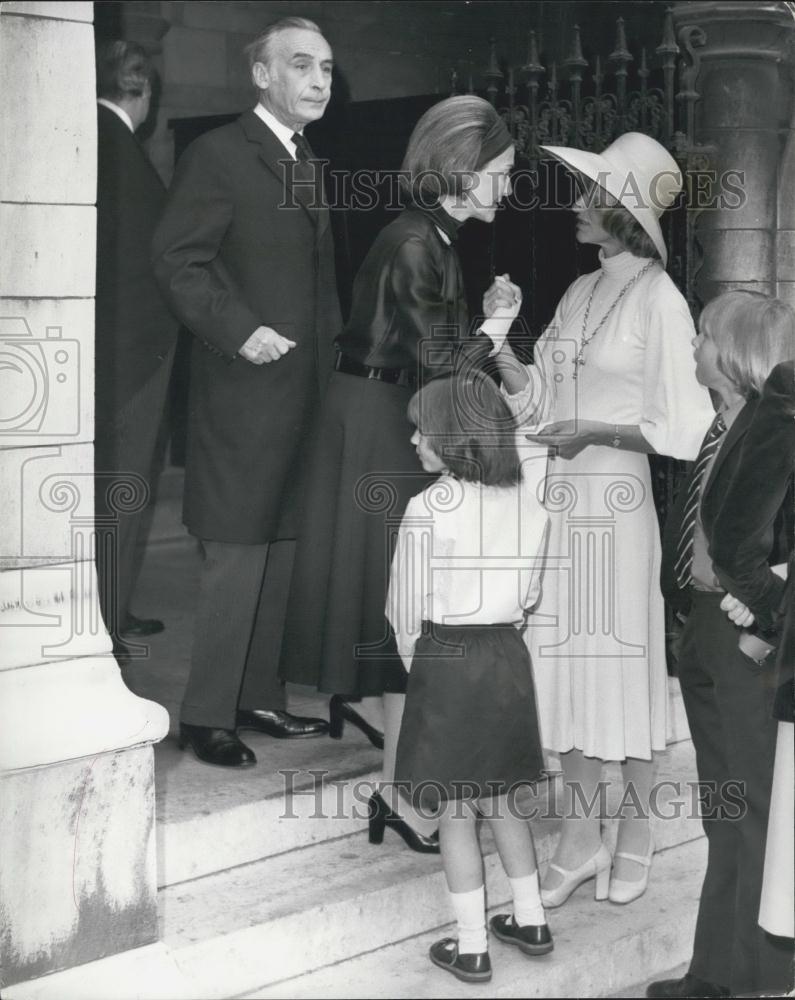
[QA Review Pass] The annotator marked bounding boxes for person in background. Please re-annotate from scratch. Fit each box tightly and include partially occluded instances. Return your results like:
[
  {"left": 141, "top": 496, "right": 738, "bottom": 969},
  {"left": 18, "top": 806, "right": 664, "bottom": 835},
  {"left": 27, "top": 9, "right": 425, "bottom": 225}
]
[
  {"left": 151, "top": 17, "right": 340, "bottom": 767},
  {"left": 652, "top": 292, "right": 794, "bottom": 999},
  {"left": 94, "top": 40, "right": 179, "bottom": 660},
  {"left": 388, "top": 372, "right": 551, "bottom": 984}
]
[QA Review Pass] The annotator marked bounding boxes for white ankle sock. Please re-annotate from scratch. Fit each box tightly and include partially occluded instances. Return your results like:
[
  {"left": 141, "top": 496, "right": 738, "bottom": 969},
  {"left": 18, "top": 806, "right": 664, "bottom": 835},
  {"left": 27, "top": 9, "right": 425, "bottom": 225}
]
[
  {"left": 509, "top": 872, "right": 546, "bottom": 927},
  {"left": 449, "top": 886, "right": 488, "bottom": 954}
]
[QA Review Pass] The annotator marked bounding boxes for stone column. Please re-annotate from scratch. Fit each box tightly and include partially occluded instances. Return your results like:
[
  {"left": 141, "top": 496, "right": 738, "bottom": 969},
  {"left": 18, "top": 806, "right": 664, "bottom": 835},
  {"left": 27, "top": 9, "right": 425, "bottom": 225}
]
[
  {"left": 777, "top": 52, "right": 795, "bottom": 312},
  {"left": 672, "top": 1, "right": 795, "bottom": 304},
  {"left": 0, "top": 2, "right": 168, "bottom": 987}
]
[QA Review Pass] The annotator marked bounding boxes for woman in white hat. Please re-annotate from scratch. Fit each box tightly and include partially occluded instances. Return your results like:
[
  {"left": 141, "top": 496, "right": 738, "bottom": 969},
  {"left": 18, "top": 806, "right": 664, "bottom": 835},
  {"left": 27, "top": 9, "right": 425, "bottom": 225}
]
[{"left": 496, "top": 132, "right": 714, "bottom": 907}]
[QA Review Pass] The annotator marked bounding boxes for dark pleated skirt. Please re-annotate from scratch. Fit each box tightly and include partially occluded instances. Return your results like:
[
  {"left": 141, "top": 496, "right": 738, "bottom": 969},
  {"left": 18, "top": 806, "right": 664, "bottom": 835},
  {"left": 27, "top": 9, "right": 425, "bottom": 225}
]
[
  {"left": 279, "top": 371, "right": 431, "bottom": 695},
  {"left": 394, "top": 623, "right": 545, "bottom": 809}
]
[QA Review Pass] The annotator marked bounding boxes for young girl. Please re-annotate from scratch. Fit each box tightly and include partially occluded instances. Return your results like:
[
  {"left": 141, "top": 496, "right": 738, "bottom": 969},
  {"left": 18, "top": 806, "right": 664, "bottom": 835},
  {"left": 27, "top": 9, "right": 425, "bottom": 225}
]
[
  {"left": 651, "top": 291, "right": 794, "bottom": 999},
  {"left": 386, "top": 371, "right": 551, "bottom": 983}
]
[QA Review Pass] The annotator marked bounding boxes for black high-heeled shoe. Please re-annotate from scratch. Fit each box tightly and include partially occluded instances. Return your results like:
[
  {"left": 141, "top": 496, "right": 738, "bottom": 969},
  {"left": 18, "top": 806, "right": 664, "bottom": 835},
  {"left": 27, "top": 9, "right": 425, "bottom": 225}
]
[
  {"left": 329, "top": 695, "right": 385, "bottom": 750},
  {"left": 367, "top": 791, "right": 440, "bottom": 854}
]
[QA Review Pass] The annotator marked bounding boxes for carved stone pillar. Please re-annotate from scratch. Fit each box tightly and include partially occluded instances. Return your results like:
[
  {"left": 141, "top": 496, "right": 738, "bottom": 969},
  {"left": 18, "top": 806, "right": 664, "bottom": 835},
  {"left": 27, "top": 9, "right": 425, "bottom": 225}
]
[
  {"left": 777, "top": 53, "right": 795, "bottom": 312},
  {"left": 0, "top": 2, "right": 168, "bottom": 986},
  {"left": 673, "top": 1, "right": 795, "bottom": 304}
]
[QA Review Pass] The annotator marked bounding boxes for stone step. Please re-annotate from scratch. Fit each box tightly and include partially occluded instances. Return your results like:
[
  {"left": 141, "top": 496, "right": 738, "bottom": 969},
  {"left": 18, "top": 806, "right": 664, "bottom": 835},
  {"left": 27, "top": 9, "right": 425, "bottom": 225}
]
[
  {"left": 242, "top": 839, "right": 706, "bottom": 999},
  {"left": 5, "top": 834, "right": 706, "bottom": 1000},
  {"left": 155, "top": 681, "right": 691, "bottom": 888},
  {"left": 152, "top": 740, "right": 702, "bottom": 998}
]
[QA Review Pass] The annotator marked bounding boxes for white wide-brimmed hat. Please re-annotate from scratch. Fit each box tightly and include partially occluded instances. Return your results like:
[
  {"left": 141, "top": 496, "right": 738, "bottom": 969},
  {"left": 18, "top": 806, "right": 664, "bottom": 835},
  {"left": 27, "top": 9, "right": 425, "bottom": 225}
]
[{"left": 540, "top": 132, "right": 682, "bottom": 265}]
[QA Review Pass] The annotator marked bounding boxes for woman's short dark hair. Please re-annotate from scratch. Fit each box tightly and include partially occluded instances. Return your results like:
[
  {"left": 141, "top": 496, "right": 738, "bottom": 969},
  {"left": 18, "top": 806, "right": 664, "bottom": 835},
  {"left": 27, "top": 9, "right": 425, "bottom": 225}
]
[
  {"left": 601, "top": 205, "right": 660, "bottom": 259},
  {"left": 407, "top": 370, "right": 521, "bottom": 487},
  {"left": 96, "top": 40, "right": 152, "bottom": 101},
  {"left": 401, "top": 95, "right": 513, "bottom": 204}
]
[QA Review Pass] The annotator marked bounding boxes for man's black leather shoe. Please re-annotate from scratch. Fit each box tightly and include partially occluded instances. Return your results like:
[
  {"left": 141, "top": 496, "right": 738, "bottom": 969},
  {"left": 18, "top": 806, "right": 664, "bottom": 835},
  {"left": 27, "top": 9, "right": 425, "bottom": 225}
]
[
  {"left": 236, "top": 709, "right": 328, "bottom": 739},
  {"left": 178, "top": 724, "right": 256, "bottom": 767},
  {"left": 490, "top": 913, "right": 554, "bottom": 955},
  {"left": 121, "top": 613, "right": 165, "bottom": 637},
  {"left": 646, "top": 974, "right": 731, "bottom": 998},
  {"left": 429, "top": 938, "right": 491, "bottom": 983}
]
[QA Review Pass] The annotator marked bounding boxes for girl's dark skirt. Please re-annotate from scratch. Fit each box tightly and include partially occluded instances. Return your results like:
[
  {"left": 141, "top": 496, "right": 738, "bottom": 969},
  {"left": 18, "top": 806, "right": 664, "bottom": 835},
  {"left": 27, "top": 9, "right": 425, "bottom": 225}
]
[{"left": 394, "top": 623, "right": 545, "bottom": 810}]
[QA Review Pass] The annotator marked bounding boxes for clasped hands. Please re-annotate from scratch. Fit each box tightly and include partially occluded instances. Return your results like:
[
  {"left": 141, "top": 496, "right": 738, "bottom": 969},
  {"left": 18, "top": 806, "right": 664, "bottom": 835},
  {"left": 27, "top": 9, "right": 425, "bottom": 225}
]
[
  {"left": 239, "top": 325, "right": 296, "bottom": 365},
  {"left": 481, "top": 273, "right": 522, "bottom": 354}
]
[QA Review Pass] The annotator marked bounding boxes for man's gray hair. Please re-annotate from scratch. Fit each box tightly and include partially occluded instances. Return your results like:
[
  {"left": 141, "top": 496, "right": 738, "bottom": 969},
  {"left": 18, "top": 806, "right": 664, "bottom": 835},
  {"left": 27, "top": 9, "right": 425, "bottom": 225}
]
[{"left": 244, "top": 16, "right": 323, "bottom": 79}]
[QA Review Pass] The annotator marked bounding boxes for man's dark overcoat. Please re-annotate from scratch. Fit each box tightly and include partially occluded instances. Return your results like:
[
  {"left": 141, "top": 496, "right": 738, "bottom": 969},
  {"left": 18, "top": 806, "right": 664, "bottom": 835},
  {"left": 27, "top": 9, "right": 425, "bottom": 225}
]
[{"left": 152, "top": 109, "right": 341, "bottom": 543}]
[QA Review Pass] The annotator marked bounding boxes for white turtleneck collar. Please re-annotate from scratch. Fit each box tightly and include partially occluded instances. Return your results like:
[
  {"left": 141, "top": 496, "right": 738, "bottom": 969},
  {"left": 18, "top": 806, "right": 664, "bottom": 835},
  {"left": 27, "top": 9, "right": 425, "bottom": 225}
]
[{"left": 599, "top": 248, "right": 658, "bottom": 280}]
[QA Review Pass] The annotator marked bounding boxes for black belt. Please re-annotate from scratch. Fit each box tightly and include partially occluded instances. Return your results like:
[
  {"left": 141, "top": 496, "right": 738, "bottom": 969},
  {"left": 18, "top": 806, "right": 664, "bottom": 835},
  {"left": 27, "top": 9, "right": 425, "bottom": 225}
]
[{"left": 335, "top": 352, "right": 417, "bottom": 390}]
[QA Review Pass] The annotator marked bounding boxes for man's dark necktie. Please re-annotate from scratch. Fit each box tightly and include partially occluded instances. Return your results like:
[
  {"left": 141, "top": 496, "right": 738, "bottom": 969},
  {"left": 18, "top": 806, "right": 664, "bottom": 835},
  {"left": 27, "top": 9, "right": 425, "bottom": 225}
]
[
  {"left": 291, "top": 131, "right": 323, "bottom": 212},
  {"left": 674, "top": 412, "right": 727, "bottom": 589}
]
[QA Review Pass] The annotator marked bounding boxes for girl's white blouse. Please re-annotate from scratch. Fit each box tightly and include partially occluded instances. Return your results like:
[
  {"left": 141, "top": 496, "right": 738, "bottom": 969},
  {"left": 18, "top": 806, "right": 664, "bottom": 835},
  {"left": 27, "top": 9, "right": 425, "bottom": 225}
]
[{"left": 386, "top": 476, "right": 549, "bottom": 671}]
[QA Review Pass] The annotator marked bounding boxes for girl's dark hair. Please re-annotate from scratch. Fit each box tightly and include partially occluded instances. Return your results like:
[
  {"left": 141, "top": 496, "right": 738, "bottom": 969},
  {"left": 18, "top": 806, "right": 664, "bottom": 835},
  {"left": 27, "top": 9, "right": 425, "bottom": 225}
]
[{"left": 407, "top": 370, "right": 521, "bottom": 486}]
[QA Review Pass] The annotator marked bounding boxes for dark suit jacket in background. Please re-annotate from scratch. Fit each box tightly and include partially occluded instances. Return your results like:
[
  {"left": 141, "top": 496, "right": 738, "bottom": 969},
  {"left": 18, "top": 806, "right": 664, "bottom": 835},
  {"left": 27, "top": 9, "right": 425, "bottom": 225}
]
[
  {"left": 710, "top": 361, "right": 795, "bottom": 721},
  {"left": 95, "top": 103, "right": 178, "bottom": 423},
  {"left": 151, "top": 110, "right": 342, "bottom": 544}
]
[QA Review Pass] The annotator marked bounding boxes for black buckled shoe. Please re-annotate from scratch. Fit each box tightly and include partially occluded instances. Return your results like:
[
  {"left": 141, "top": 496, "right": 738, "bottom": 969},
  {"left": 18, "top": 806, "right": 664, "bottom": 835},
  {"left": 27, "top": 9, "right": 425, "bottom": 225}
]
[
  {"left": 429, "top": 938, "right": 491, "bottom": 983},
  {"left": 236, "top": 709, "right": 329, "bottom": 739},
  {"left": 121, "top": 613, "right": 165, "bottom": 637},
  {"left": 645, "top": 974, "right": 731, "bottom": 998},
  {"left": 178, "top": 724, "right": 256, "bottom": 768},
  {"left": 490, "top": 913, "right": 554, "bottom": 956}
]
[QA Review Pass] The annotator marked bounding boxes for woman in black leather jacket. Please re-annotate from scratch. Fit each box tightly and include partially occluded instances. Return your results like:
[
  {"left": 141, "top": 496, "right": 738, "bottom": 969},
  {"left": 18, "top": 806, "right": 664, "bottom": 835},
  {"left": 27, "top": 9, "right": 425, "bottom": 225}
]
[{"left": 279, "top": 95, "right": 520, "bottom": 847}]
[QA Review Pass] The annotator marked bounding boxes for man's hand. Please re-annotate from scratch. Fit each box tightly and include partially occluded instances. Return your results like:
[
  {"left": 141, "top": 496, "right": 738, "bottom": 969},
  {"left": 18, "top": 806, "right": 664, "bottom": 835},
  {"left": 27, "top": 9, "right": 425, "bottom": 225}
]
[
  {"left": 720, "top": 592, "right": 756, "bottom": 628},
  {"left": 239, "top": 326, "right": 297, "bottom": 365}
]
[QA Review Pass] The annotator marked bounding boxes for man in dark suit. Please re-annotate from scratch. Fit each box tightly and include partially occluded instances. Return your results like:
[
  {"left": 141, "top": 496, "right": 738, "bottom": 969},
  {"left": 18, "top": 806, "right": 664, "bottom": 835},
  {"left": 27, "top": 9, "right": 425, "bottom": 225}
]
[
  {"left": 152, "top": 17, "right": 341, "bottom": 767},
  {"left": 95, "top": 41, "right": 179, "bottom": 658}
]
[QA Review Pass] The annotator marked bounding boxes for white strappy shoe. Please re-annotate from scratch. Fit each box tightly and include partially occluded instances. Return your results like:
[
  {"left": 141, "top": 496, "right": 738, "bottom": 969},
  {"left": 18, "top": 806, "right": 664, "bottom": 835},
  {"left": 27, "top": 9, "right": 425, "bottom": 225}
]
[
  {"left": 540, "top": 843, "right": 613, "bottom": 908},
  {"left": 608, "top": 831, "right": 655, "bottom": 905}
]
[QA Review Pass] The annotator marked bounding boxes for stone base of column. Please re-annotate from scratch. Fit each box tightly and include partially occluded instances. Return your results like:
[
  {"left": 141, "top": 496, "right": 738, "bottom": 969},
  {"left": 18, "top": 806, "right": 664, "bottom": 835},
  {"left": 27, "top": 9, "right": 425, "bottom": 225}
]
[{"left": 0, "top": 744, "right": 158, "bottom": 987}]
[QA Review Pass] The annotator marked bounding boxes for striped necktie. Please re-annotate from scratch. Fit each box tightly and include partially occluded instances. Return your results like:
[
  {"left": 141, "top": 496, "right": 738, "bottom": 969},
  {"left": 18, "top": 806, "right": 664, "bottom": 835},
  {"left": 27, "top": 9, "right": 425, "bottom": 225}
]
[{"left": 674, "top": 412, "right": 727, "bottom": 589}]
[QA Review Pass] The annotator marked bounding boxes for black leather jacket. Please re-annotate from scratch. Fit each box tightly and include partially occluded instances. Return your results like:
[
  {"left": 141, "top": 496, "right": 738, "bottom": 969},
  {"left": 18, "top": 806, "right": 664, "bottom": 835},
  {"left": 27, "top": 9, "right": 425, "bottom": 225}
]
[{"left": 336, "top": 203, "right": 483, "bottom": 379}]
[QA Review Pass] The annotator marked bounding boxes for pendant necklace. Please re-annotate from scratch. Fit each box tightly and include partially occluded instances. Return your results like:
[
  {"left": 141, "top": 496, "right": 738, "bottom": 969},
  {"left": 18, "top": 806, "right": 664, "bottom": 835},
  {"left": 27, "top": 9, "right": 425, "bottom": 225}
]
[{"left": 572, "top": 259, "right": 656, "bottom": 379}]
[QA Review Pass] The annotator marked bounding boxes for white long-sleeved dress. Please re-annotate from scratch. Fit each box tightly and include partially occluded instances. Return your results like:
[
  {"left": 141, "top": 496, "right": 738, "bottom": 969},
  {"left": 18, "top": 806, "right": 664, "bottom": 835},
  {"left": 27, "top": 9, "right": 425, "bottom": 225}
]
[{"left": 505, "top": 251, "right": 714, "bottom": 760}]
